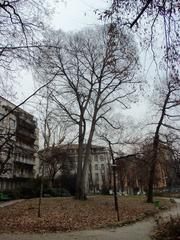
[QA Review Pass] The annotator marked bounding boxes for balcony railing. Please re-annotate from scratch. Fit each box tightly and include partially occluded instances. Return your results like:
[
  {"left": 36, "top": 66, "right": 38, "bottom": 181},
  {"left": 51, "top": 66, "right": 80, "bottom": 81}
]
[
  {"left": 14, "top": 158, "right": 35, "bottom": 165},
  {"left": 13, "top": 172, "right": 33, "bottom": 178},
  {"left": 16, "top": 142, "right": 35, "bottom": 152},
  {"left": 16, "top": 129, "right": 36, "bottom": 140}
]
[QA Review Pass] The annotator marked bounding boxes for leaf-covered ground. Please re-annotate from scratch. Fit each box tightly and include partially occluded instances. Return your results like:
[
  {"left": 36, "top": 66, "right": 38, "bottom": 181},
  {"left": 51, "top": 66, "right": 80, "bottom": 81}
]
[
  {"left": 0, "top": 196, "right": 171, "bottom": 233},
  {"left": 152, "top": 216, "right": 180, "bottom": 240}
]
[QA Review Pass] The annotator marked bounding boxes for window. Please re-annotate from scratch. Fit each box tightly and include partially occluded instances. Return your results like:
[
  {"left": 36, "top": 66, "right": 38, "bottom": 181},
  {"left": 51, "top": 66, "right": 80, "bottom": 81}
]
[
  {"left": 100, "top": 155, "right": 104, "bottom": 161},
  {"left": 95, "top": 173, "right": 99, "bottom": 183},
  {"left": 95, "top": 164, "right": 98, "bottom": 170},
  {"left": 101, "top": 164, "right": 105, "bottom": 170},
  {"left": 9, "top": 118, "right": 16, "bottom": 128},
  {"left": 0, "top": 128, "right": 3, "bottom": 135},
  {"left": 94, "top": 156, "right": 98, "bottom": 161}
]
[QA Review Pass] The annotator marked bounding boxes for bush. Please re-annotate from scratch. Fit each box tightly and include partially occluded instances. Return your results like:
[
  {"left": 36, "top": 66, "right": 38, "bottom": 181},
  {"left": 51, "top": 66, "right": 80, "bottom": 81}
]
[
  {"left": 101, "top": 186, "right": 110, "bottom": 195},
  {"left": 1, "top": 178, "right": 72, "bottom": 199},
  {"left": 54, "top": 174, "right": 76, "bottom": 196},
  {"left": 17, "top": 178, "right": 51, "bottom": 199},
  {"left": 0, "top": 192, "right": 14, "bottom": 201},
  {"left": 152, "top": 216, "right": 180, "bottom": 240},
  {"left": 50, "top": 188, "right": 71, "bottom": 197}
]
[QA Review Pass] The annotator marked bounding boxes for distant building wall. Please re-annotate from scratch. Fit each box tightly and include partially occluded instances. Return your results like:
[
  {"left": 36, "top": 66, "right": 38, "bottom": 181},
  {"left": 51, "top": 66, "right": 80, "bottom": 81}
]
[
  {"left": 59, "top": 144, "right": 111, "bottom": 193},
  {"left": 39, "top": 144, "right": 111, "bottom": 193},
  {"left": 0, "top": 96, "right": 39, "bottom": 191}
]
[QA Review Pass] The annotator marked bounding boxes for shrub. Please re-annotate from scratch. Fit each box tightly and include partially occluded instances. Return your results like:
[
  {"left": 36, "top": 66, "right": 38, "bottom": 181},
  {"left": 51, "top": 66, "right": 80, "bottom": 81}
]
[
  {"left": 54, "top": 174, "right": 76, "bottom": 196},
  {"left": 17, "top": 178, "right": 51, "bottom": 199},
  {"left": 152, "top": 216, "right": 180, "bottom": 240},
  {"left": 50, "top": 188, "right": 71, "bottom": 197},
  {"left": 101, "top": 186, "right": 110, "bottom": 195}
]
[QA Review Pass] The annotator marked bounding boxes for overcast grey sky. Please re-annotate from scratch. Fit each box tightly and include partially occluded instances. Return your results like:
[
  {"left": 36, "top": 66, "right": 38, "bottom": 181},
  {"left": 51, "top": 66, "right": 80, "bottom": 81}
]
[
  {"left": 14, "top": 0, "right": 157, "bottom": 123},
  {"left": 15, "top": 0, "right": 109, "bottom": 108},
  {"left": 51, "top": 0, "right": 109, "bottom": 31}
]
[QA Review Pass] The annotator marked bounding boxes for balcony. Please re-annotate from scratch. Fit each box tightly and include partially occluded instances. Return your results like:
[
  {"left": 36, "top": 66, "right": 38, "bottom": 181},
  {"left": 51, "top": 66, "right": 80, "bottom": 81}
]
[
  {"left": 18, "top": 112, "right": 36, "bottom": 126},
  {"left": 16, "top": 142, "right": 35, "bottom": 153},
  {"left": 16, "top": 129, "right": 36, "bottom": 140},
  {"left": 15, "top": 159, "right": 35, "bottom": 166},
  {"left": 13, "top": 172, "right": 33, "bottom": 178}
]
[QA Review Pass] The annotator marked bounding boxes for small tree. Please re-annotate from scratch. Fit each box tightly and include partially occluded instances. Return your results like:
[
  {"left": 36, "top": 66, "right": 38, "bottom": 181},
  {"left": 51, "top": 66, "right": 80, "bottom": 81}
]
[{"left": 39, "top": 145, "right": 74, "bottom": 186}]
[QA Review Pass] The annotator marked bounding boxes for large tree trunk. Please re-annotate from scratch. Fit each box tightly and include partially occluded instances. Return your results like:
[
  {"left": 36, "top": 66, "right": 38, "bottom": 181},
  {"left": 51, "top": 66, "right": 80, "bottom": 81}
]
[
  {"left": 75, "top": 121, "right": 85, "bottom": 199},
  {"left": 79, "top": 120, "right": 96, "bottom": 200}
]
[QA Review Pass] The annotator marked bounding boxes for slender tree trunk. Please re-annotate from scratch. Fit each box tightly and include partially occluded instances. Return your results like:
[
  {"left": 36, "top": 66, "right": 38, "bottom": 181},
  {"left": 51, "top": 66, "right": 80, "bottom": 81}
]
[
  {"left": 38, "top": 90, "right": 50, "bottom": 217},
  {"left": 147, "top": 135, "right": 159, "bottom": 203},
  {"left": 113, "top": 166, "right": 119, "bottom": 221},
  {"left": 147, "top": 88, "right": 171, "bottom": 203},
  {"left": 38, "top": 163, "right": 44, "bottom": 217},
  {"left": 109, "top": 142, "right": 120, "bottom": 221}
]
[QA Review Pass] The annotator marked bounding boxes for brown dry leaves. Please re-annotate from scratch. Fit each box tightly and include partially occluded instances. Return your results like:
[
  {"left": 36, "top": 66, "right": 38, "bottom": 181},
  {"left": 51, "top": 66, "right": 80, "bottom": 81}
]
[
  {"left": 152, "top": 216, "right": 180, "bottom": 240},
  {"left": 0, "top": 196, "right": 170, "bottom": 233}
]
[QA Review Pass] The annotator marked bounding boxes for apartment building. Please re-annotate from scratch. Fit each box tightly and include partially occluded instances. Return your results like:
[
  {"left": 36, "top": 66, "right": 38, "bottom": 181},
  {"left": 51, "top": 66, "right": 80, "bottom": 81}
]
[
  {"left": 0, "top": 96, "right": 38, "bottom": 191},
  {"left": 60, "top": 144, "right": 111, "bottom": 193},
  {"left": 115, "top": 149, "right": 170, "bottom": 195}
]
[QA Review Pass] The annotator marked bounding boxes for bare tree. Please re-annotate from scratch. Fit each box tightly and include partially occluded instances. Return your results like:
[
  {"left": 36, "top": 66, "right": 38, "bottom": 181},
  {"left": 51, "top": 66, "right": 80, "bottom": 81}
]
[
  {"left": 101, "top": 135, "right": 120, "bottom": 221},
  {"left": 102, "top": 1, "right": 180, "bottom": 104},
  {"left": 37, "top": 85, "right": 52, "bottom": 218},
  {"left": 100, "top": 0, "right": 180, "bottom": 202},
  {"left": 39, "top": 145, "right": 70, "bottom": 185},
  {"left": 0, "top": 100, "right": 16, "bottom": 176},
  {"left": 0, "top": 0, "right": 54, "bottom": 98},
  {"left": 0, "top": 132, "right": 14, "bottom": 175},
  {"left": 34, "top": 24, "right": 139, "bottom": 199},
  {"left": 160, "top": 132, "right": 180, "bottom": 188},
  {"left": 145, "top": 76, "right": 180, "bottom": 202},
  {"left": 116, "top": 157, "right": 128, "bottom": 193}
]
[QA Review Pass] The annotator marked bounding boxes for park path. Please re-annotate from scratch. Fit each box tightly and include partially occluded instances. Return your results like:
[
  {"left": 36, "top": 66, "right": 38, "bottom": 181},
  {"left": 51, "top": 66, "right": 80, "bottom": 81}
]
[
  {"left": 0, "top": 199, "right": 23, "bottom": 208},
  {"left": 0, "top": 199, "right": 180, "bottom": 240}
]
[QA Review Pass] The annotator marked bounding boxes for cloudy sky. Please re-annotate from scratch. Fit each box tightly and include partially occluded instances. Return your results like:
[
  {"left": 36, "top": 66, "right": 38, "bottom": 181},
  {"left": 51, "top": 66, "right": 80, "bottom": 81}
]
[
  {"left": 14, "top": 0, "right": 157, "bottom": 122},
  {"left": 51, "top": 0, "right": 109, "bottom": 31},
  {"left": 15, "top": 0, "right": 109, "bottom": 106}
]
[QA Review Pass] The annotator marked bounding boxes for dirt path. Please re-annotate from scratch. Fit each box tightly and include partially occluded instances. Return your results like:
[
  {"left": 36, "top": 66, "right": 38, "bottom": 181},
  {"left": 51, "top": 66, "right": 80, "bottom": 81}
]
[
  {"left": 0, "top": 199, "right": 179, "bottom": 240},
  {"left": 0, "top": 200, "right": 23, "bottom": 208}
]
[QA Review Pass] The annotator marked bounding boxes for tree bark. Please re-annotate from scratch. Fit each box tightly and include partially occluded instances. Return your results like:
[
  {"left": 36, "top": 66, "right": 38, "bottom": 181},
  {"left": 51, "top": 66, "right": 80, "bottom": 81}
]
[
  {"left": 147, "top": 135, "right": 159, "bottom": 203},
  {"left": 147, "top": 87, "right": 171, "bottom": 203},
  {"left": 80, "top": 119, "right": 97, "bottom": 200},
  {"left": 75, "top": 120, "right": 85, "bottom": 199}
]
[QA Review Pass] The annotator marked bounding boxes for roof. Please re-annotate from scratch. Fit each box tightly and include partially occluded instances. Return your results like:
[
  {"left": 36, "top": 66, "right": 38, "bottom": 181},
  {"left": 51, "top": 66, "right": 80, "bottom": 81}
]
[
  {"left": 0, "top": 96, "right": 34, "bottom": 118},
  {"left": 115, "top": 154, "right": 137, "bottom": 161},
  {"left": 60, "top": 144, "right": 108, "bottom": 150}
]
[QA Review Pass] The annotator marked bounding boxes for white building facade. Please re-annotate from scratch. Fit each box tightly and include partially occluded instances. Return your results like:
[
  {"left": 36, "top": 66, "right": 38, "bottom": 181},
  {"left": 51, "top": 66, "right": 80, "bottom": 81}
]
[
  {"left": 0, "top": 96, "right": 39, "bottom": 191},
  {"left": 60, "top": 144, "right": 111, "bottom": 193}
]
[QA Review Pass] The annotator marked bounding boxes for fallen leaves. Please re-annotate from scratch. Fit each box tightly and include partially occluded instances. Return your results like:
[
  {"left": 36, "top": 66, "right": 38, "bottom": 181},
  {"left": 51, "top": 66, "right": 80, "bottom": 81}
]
[
  {"left": 152, "top": 216, "right": 180, "bottom": 240},
  {"left": 0, "top": 196, "right": 171, "bottom": 233}
]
